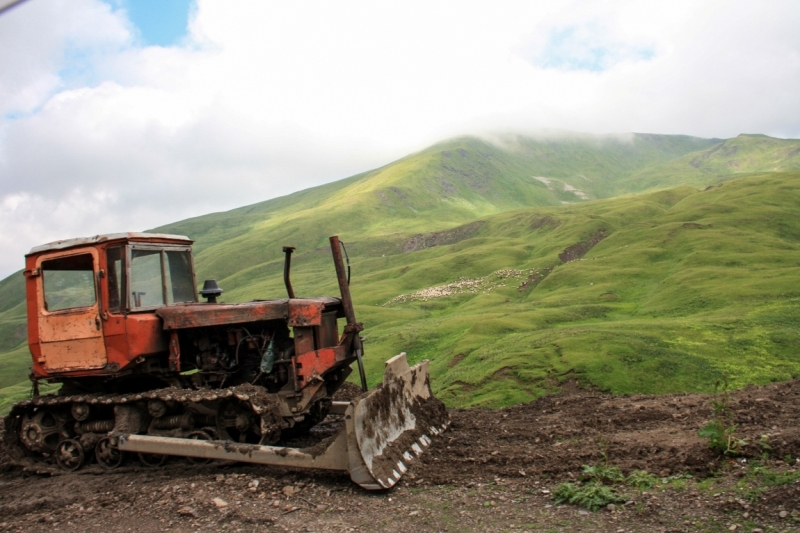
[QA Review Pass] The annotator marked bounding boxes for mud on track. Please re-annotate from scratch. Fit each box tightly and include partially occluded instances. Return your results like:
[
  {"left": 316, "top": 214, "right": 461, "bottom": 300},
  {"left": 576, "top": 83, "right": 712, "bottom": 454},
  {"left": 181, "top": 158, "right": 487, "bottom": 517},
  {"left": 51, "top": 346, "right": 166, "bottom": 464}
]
[{"left": 1, "top": 379, "right": 798, "bottom": 532}]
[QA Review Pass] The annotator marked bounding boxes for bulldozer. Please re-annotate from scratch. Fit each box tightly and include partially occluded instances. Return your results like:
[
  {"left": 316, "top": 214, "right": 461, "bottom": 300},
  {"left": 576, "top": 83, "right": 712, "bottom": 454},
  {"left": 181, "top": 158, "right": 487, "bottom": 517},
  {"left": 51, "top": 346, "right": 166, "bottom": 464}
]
[{"left": 3, "top": 233, "right": 448, "bottom": 490}]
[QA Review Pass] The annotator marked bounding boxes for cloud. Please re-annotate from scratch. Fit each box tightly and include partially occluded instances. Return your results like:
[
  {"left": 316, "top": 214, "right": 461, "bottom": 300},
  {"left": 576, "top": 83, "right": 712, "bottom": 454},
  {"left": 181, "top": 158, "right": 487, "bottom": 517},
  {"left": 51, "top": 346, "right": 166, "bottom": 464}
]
[
  {"left": 0, "top": 0, "right": 130, "bottom": 117},
  {"left": 0, "top": 0, "right": 799, "bottom": 278},
  {"left": 522, "top": 23, "right": 655, "bottom": 72}
]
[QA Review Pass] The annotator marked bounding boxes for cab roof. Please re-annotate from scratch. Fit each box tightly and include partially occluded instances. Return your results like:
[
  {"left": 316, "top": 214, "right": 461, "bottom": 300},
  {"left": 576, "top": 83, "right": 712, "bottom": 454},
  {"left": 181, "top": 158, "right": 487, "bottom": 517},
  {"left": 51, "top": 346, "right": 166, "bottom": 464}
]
[{"left": 28, "top": 233, "right": 193, "bottom": 255}]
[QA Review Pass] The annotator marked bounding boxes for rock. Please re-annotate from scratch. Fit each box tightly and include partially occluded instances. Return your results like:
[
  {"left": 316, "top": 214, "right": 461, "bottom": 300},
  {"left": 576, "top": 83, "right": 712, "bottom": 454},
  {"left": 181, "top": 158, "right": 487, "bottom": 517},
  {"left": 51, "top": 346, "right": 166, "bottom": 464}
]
[
  {"left": 248, "top": 479, "right": 260, "bottom": 489},
  {"left": 751, "top": 529, "right": 764, "bottom": 533},
  {"left": 606, "top": 504, "right": 616, "bottom": 512},
  {"left": 177, "top": 507, "right": 198, "bottom": 518},
  {"left": 316, "top": 504, "right": 328, "bottom": 512},
  {"left": 215, "top": 475, "right": 225, "bottom": 483},
  {"left": 729, "top": 525, "right": 738, "bottom": 531},
  {"left": 779, "top": 510, "right": 788, "bottom": 518},
  {"left": 283, "top": 485, "right": 299, "bottom": 497},
  {"left": 272, "top": 500, "right": 281, "bottom": 508},
  {"left": 578, "top": 510, "right": 590, "bottom": 516},
  {"left": 409, "top": 510, "right": 420, "bottom": 516},
  {"left": 212, "top": 498, "right": 228, "bottom": 508}
]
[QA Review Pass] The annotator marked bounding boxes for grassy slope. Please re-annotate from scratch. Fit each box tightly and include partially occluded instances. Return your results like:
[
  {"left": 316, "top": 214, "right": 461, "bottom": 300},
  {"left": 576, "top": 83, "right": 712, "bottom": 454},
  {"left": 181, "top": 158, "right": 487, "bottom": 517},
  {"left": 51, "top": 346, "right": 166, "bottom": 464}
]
[
  {"left": 0, "top": 133, "right": 798, "bottom": 411},
  {"left": 352, "top": 173, "right": 800, "bottom": 407},
  {"left": 618, "top": 134, "right": 800, "bottom": 193}
]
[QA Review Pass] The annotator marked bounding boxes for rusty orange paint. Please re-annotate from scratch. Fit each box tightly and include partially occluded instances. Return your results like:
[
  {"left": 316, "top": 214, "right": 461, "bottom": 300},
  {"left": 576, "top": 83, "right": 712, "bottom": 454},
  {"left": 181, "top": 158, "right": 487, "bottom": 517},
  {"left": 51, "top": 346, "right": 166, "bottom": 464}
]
[
  {"left": 294, "top": 346, "right": 348, "bottom": 386},
  {"left": 287, "top": 299, "right": 326, "bottom": 327},
  {"left": 124, "top": 313, "right": 168, "bottom": 358},
  {"left": 33, "top": 248, "right": 107, "bottom": 373},
  {"left": 156, "top": 297, "right": 340, "bottom": 330}
]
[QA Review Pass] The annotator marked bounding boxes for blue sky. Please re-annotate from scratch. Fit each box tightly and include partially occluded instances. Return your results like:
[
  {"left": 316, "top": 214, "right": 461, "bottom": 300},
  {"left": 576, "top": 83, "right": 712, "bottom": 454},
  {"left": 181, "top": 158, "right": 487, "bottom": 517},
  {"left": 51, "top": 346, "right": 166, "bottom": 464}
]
[
  {"left": 51, "top": 1, "right": 193, "bottom": 92},
  {"left": 116, "top": 0, "right": 192, "bottom": 46},
  {"left": 533, "top": 26, "right": 655, "bottom": 72}
]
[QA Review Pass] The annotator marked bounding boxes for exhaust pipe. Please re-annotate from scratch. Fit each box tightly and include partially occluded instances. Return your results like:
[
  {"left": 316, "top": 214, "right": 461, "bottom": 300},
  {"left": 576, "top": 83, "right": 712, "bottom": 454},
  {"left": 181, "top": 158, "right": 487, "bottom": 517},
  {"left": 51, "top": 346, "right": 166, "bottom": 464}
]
[{"left": 282, "top": 246, "right": 296, "bottom": 298}]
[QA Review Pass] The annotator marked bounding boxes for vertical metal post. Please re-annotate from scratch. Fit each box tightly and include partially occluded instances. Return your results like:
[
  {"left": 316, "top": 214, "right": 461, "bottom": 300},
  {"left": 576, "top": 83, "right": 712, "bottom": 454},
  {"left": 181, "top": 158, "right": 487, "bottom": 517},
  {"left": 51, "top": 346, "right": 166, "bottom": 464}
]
[
  {"left": 329, "top": 236, "right": 367, "bottom": 391},
  {"left": 329, "top": 237, "right": 356, "bottom": 328},
  {"left": 282, "top": 246, "right": 296, "bottom": 298}
]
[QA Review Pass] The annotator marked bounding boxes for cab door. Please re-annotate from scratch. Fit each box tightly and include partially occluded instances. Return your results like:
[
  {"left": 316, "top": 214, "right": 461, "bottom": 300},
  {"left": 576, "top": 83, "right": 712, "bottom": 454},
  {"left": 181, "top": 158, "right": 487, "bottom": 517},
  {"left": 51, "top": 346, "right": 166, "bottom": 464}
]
[{"left": 36, "top": 249, "right": 107, "bottom": 372}]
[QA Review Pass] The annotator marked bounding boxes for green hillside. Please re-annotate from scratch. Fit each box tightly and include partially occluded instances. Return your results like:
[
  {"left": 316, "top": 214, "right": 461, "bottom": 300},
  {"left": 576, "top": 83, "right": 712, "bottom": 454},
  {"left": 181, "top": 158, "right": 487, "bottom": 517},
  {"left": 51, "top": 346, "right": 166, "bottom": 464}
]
[
  {"left": 618, "top": 134, "right": 800, "bottom": 193},
  {"left": 1, "top": 132, "right": 798, "bottom": 412},
  {"left": 353, "top": 173, "right": 800, "bottom": 406}
]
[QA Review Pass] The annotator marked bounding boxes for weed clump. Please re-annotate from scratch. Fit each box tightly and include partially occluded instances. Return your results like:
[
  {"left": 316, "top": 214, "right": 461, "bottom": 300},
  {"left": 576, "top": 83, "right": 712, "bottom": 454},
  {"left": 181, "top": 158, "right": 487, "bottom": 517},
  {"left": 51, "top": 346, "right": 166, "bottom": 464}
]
[
  {"left": 581, "top": 464, "right": 625, "bottom": 484},
  {"left": 625, "top": 469, "right": 659, "bottom": 489},
  {"left": 552, "top": 482, "right": 627, "bottom": 511},
  {"left": 553, "top": 464, "right": 646, "bottom": 511},
  {"left": 697, "top": 374, "right": 748, "bottom": 455}
]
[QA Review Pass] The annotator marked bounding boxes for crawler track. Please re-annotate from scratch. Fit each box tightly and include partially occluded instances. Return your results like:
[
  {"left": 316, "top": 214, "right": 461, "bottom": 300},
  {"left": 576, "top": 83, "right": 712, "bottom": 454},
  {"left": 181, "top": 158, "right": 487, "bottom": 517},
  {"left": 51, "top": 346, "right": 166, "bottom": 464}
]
[{"left": 3, "top": 384, "right": 289, "bottom": 471}]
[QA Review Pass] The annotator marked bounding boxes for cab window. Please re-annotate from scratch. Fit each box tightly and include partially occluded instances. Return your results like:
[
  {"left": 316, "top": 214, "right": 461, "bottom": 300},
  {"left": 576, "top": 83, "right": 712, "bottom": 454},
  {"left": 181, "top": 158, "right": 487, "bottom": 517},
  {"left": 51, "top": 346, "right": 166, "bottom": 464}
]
[
  {"left": 41, "top": 254, "right": 96, "bottom": 312},
  {"left": 129, "top": 248, "right": 196, "bottom": 310},
  {"left": 106, "top": 247, "right": 124, "bottom": 313},
  {"left": 130, "top": 250, "right": 164, "bottom": 308}
]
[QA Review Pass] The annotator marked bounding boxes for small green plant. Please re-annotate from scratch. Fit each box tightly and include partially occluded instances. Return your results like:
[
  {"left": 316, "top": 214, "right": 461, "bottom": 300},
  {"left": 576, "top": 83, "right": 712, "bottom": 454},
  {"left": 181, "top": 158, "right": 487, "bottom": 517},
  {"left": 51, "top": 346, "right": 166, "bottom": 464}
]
[
  {"left": 626, "top": 469, "right": 658, "bottom": 489},
  {"left": 757, "top": 434, "right": 772, "bottom": 454},
  {"left": 581, "top": 464, "right": 625, "bottom": 484},
  {"left": 697, "top": 374, "right": 748, "bottom": 455},
  {"left": 596, "top": 437, "right": 609, "bottom": 464},
  {"left": 735, "top": 461, "right": 800, "bottom": 502},
  {"left": 668, "top": 477, "right": 688, "bottom": 491},
  {"left": 552, "top": 481, "right": 627, "bottom": 511}
]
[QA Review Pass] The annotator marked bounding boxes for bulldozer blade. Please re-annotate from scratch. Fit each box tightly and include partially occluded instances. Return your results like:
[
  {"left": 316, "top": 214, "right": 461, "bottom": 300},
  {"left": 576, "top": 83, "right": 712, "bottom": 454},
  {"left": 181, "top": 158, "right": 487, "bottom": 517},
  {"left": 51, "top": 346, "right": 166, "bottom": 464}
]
[
  {"left": 351, "top": 352, "right": 450, "bottom": 489},
  {"left": 117, "top": 353, "right": 448, "bottom": 490}
]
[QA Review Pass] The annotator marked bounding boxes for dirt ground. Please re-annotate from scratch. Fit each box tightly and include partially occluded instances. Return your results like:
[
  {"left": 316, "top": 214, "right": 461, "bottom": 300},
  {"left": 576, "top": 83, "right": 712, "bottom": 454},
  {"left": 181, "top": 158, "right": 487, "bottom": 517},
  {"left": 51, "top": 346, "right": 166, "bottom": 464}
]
[{"left": 1, "top": 379, "right": 798, "bottom": 533}]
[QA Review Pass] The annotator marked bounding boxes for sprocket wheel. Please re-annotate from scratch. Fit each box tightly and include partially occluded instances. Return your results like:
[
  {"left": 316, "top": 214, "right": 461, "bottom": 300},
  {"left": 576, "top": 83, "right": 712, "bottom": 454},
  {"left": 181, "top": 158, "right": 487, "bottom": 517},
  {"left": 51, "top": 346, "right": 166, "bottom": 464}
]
[{"left": 19, "top": 409, "right": 64, "bottom": 454}]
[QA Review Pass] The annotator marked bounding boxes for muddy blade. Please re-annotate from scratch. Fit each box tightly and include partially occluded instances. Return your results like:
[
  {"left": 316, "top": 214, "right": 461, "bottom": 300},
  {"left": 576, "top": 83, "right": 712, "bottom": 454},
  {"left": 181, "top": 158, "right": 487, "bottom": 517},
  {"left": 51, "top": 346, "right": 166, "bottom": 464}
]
[{"left": 351, "top": 353, "right": 449, "bottom": 489}]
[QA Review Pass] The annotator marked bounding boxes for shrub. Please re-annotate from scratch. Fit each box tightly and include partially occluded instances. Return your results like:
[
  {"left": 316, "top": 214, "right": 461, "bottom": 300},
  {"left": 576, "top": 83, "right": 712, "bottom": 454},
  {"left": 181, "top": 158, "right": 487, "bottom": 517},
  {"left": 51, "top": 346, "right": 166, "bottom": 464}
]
[
  {"left": 581, "top": 464, "right": 625, "bottom": 484},
  {"left": 552, "top": 481, "right": 627, "bottom": 511},
  {"left": 626, "top": 469, "right": 658, "bottom": 489}
]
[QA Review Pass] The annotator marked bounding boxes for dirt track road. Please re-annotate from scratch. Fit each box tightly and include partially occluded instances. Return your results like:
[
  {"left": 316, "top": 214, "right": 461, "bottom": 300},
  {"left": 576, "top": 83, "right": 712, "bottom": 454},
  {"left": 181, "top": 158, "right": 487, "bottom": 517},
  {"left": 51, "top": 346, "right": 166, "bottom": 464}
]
[{"left": 1, "top": 379, "right": 799, "bottom": 532}]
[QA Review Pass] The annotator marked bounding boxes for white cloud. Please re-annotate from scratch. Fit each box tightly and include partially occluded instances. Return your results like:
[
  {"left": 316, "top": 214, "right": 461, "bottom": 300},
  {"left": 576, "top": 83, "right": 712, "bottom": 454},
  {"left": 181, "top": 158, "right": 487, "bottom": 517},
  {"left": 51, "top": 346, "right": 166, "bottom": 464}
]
[{"left": 0, "top": 0, "right": 799, "bottom": 277}]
